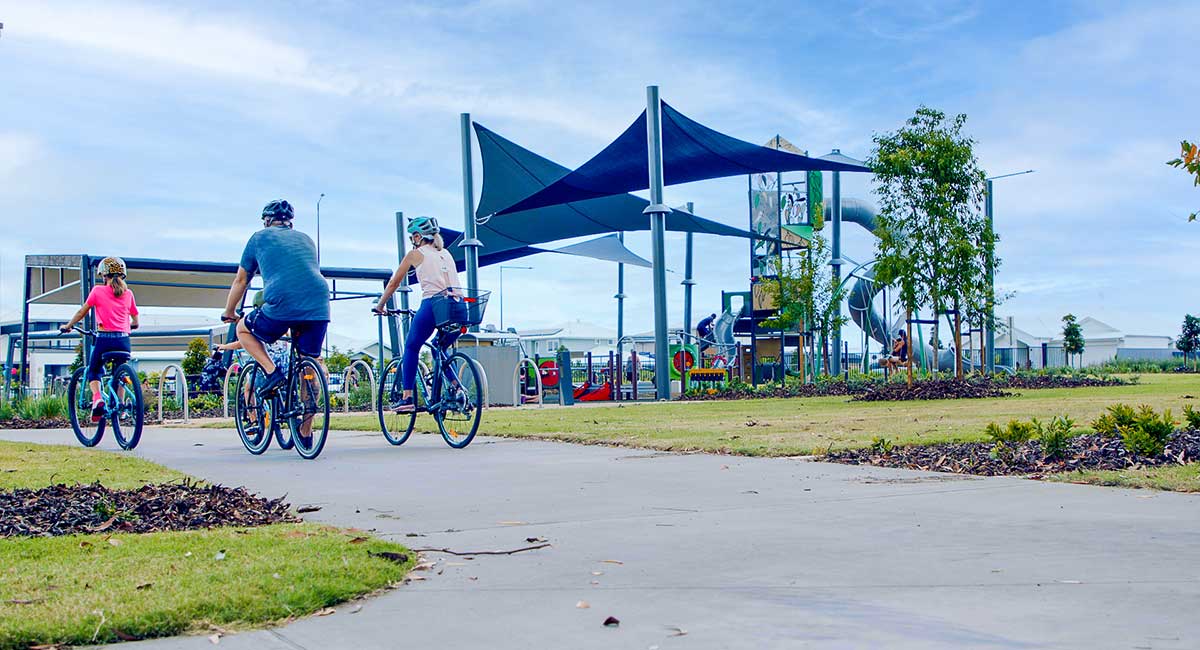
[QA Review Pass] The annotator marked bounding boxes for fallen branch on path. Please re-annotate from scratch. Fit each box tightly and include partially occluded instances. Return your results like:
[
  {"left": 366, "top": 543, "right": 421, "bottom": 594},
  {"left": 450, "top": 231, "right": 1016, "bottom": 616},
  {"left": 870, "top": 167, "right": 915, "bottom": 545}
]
[{"left": 409, "top": 543, "right": 551, "bottom": 556}]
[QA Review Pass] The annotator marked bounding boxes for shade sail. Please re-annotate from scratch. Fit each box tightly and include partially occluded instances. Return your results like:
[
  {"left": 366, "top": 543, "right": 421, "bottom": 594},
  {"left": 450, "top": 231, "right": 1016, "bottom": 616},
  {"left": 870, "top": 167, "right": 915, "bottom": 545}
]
[
  {"left": 466, "top": 123, "right": 757, "bottom": 255},
  {"left": 493, "top": 101, "right": 871, "bottom": 216},
  {"left": 439, "top": 229, "right": 651, "bottom": 271}
]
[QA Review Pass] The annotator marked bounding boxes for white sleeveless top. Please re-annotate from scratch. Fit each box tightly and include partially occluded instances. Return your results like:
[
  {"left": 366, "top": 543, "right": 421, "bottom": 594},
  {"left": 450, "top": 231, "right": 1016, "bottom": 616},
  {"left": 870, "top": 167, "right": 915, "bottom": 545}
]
[{"left": 414, "top": 244, "right": 460, "bottom": 298}]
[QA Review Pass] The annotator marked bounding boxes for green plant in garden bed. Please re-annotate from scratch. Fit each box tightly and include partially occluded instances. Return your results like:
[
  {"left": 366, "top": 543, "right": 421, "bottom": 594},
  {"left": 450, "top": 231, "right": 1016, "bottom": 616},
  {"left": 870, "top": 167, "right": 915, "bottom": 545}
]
[
  {"left": 1184, "top": 404, "right": 1200, "bottom": 430},
  {"left": 188, "top": 393, "right": 222, "bottom": 414}
]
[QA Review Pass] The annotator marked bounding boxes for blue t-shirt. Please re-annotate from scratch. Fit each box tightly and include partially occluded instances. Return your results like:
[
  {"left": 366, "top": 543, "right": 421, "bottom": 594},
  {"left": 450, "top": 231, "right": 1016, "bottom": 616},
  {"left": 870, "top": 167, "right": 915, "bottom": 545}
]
[{"left": 239, "top": 226, "right": 329, "bottom": 322}]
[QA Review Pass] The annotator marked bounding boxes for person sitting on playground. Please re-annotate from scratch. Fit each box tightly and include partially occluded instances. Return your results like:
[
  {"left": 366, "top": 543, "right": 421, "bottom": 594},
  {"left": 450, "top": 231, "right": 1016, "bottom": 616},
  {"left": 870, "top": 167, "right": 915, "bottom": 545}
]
[
  {"left": 373, "top": 216, "right": 463, "bottom": 413},
  {"left": 221, "top": 200, "right": 329, "bottom": 400},
  {"left": 881, "top": 330, "right": 909, "bottom": 370},
  {"left": 58, "top": 256, "right": 139, "bottom": 421}
]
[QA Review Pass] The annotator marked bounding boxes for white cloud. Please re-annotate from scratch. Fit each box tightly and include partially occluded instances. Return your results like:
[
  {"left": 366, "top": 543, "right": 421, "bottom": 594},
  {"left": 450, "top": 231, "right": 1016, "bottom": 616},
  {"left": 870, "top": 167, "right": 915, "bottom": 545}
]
[
  {"left": 5, "top": 1, "right": 355, "bottom": 94},
  {"left": 0, "top": 132, "right": 42, "bottom": 177}
]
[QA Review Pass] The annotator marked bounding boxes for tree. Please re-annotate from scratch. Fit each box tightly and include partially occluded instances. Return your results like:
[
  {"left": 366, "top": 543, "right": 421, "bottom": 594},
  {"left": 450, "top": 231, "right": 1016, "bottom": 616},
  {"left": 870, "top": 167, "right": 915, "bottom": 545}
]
[
  {"left": 1177, "top": 315, "right": 1200, "bottom": 368},
  {"left": 1166, "top": 140, "right": 1199, "bottom": 222},
  {"left": 326, "top": 346, "right": 352, "bottom": 374},
  {"left": 1061, "top": 314, "right": 1085, "bottom": 369},
  {"left": 869, "top": 106, "right": 992, "bottom": 376},
  {"left": 759, "top": 230, "right": 846, "bottom": 376},
  {"left": 182, "top": 337, "right": 209, "bottom": 375}
]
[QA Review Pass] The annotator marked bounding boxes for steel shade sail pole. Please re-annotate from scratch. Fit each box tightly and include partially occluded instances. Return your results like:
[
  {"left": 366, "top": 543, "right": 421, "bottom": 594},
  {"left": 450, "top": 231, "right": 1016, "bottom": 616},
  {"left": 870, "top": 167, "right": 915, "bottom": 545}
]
[
  {"left": 644, "top": 85, "right": 671, "bottom": 401},
  {"left": 682, "top": 201, "right": 695, "bottom": 337},
  {"left": 459, "top": 113, "right": 481, "bottom": 331},
  {"left": 830, "top": 161, "right": 842, "bottom": 376},
  {"left": 985, "top": 179, "right": 996, "bottom": 374},
  {"left": 393, "top": 211, "right": 409, "bottom": 344}
]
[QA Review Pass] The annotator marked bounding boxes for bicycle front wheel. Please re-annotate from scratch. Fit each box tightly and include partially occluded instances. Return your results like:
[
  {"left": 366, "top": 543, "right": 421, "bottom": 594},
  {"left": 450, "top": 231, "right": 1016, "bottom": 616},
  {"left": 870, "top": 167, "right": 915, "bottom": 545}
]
[
  {"left": 234, "top": 363, "right": 272, "bottom": 455},
  {"left": 290, "top": 357, "right": 330, "bottom": 460},
  {"left": 109, "top": 363, "right": 144, "bottom": 450},
  {"left": 435, "top": 353, "right": 484, "bottom": 449},
  {"left": 67, "top": 367, "right": 104, "bottom": 447}
]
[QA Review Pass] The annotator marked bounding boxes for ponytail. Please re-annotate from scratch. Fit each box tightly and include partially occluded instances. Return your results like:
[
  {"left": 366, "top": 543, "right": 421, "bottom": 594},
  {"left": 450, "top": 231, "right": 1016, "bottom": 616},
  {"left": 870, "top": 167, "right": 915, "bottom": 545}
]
[
  {"left": 432, "top": 233, "right": 444, "bottom": 251},
  {"left": 109, "top": 274, "right": 127, "bottom": 297}
]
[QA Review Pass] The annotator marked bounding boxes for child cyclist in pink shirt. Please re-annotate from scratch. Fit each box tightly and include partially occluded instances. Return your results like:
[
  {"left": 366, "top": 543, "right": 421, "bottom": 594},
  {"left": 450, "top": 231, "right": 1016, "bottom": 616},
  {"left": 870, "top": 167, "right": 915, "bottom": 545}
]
[{"left": 59, "top": 257, "right": 140, "bottom": 421}]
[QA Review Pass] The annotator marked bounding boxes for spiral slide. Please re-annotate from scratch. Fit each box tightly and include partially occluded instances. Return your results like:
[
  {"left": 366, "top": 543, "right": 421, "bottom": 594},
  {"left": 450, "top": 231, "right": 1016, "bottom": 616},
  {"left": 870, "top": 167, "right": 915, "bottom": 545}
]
[{"left": 837, "top": 199, "right": 977, "bottom": 372}]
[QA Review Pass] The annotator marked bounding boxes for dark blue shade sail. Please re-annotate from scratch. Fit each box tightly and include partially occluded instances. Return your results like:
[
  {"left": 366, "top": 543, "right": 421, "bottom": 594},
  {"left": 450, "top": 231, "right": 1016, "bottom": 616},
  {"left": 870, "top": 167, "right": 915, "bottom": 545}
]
[
  {"left": 492, "top": 101, "right": 871, "bottom": 216},
  {"left": 465, "top": 122, "right": 757, "bottom": 255}
]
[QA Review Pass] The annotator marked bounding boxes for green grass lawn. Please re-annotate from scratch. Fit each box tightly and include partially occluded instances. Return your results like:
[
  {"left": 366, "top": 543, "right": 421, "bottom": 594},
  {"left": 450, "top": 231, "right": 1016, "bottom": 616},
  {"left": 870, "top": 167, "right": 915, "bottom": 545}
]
[
  {"left": 0, "top": 440, "right": 189, "bottom": 491},
  {"left": 1050, "top": 463, "right": 1200, "bottom": 493},
  {"left": 0, "top": 444, "right": 412, "bottom": 649},
  {"left": 237, "top": 374, "right": 1199, "bottom": 457}
]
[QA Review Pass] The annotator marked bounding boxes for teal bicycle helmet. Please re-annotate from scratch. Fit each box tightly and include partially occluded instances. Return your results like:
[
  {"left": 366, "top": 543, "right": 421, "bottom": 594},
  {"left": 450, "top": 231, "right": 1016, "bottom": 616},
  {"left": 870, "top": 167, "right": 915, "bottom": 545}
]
[{"left": 407, "top": 216, "right": 439, "bottom": 238}]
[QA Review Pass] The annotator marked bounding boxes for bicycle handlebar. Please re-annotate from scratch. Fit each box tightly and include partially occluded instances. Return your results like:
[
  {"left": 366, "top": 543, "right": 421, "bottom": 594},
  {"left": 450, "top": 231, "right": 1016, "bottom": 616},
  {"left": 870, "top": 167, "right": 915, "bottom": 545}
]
[{"left": 60, "top": 325, "right": 96, "bottom": 337}]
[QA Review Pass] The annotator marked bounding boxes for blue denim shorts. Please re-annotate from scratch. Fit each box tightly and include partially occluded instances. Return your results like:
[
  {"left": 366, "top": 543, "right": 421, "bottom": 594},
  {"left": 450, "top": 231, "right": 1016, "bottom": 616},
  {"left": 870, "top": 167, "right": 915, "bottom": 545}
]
[{"left": 244, "top": 310, "right": 327, "bottom": 357}]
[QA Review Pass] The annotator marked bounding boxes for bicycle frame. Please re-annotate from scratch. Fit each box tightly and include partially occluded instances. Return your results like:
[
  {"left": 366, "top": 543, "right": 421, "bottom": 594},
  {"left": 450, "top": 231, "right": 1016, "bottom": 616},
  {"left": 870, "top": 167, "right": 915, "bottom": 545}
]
[{"left": 389, "top": 331, "right": 463, "bottom": 415}]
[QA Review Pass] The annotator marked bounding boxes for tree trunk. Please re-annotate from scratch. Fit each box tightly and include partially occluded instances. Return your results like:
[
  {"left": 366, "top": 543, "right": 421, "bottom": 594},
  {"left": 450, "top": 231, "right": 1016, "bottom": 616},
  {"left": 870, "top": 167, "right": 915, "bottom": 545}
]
[
  {"left": 954, "top": 301, "right": 963, "bottom": 379},
  {"left": 906, "top": 307, "right": 914, "bottom": 386}
]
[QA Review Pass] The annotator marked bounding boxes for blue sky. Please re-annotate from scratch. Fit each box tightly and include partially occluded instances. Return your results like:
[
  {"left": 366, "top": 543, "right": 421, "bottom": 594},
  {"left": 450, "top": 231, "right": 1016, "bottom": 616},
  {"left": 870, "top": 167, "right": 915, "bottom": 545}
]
[{"left": 1, "top": 0, "right": 1196, "bottom": 346}]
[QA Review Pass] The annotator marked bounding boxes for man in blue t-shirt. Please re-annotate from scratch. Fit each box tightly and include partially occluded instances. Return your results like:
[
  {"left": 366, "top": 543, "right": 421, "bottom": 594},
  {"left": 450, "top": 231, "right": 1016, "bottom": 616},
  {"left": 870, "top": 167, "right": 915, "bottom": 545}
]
[{"left": 222, "top": 200, "right": 329, "bottom": 396}]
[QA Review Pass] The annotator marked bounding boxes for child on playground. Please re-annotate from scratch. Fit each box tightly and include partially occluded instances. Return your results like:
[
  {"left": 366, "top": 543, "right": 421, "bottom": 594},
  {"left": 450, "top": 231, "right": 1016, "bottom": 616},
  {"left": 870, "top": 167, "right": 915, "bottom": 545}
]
[
  {"left": 373, "top": 216, "right": 462, "bottom": 413},
  {"left": 881, "top": 329, "right": 909, "bottom": 371},
  {"left": 221, "top": 200, "right": 328, "bottom": 399},
  {"left": 58, "top": 256, "right": 140, "bottom": 421}
]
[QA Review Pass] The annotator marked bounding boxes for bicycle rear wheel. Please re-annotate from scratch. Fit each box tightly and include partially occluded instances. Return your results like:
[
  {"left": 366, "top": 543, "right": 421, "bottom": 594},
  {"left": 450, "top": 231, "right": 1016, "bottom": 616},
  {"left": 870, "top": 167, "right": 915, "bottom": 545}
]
[
  {"left": 67, "top": 367, "right": 105, "bottom": 447},
  {"left": 234, "top": 363, "right": 272, "bottom": 455},
  {"left": 290, "top": 358, "right": 330, "bottom": 460},
  {"left": 378, "top": 359, "right": 431, "bottom": 445},
  {"left": 109, "top": 363, "right": 144, "bottom": 450},
  {"left": 435, "top": 353, "right": 484, "bottom": 449}
]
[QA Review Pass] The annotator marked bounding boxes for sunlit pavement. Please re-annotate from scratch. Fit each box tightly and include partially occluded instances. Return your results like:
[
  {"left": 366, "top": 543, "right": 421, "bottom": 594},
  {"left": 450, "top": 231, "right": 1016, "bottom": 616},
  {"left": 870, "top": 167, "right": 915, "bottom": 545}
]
[{"left": 4, "top": 426, "right": 1198, "bottom": 650}]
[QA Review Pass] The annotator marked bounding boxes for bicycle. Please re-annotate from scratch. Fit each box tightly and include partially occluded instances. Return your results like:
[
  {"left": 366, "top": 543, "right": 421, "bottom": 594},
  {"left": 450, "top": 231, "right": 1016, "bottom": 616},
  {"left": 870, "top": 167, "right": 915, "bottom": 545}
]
[
  {"left": 64, "top": 327, "right": 144, "bottom": 450},
  {"left": 374, "top": 289, "right": 489, "bottom": 449},
  {"left": 232, "top": 334, "right": 330, "bottom": 460}
]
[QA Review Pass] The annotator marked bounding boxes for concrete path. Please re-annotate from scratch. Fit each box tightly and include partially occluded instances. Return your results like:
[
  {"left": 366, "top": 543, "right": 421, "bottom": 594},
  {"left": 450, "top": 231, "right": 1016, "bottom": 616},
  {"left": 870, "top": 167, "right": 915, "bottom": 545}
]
[{"left": 3, "top": 426, "right": 1199, "bottom": 649}]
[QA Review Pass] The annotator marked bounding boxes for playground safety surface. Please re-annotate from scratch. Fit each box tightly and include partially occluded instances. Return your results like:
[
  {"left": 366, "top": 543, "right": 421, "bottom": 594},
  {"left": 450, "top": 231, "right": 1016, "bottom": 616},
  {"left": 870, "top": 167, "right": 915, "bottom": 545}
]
[{"left": 1, "top": 426, "right": 1197, "bottom": 649}]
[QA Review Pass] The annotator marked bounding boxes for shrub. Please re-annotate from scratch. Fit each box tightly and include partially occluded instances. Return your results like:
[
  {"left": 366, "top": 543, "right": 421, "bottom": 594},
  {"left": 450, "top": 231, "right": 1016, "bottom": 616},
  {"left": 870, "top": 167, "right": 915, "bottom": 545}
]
[
  {"left": 348, "top": 382, "right": 373, "bottom": 409},
  {"left": 870, "top": 437, "right": 894, "bottom": 456},
  {"left": 0, "top": 400, "right": 14, "bottom": 421},
  {"left": 1184, "top": 404, "right": 1200, "bottom": 430},
  {"left": 16, "top": 394, "right": 68, "bottom": 420},
  {"left": 1115, "top": 405, "right": 1175, "bottom": 457},
  {"left": 1121, "top": 427, "right": 1166, "bottom": 457},
  {"left": 986, "top": 420, "right": 1038, "bottom": 445},
  {"left": 1092, "top": 403, "right": 1137, "bottom": 437},
  {"left": 1037, "top": 416, "right": 1074, "bottom": 460},
  {"left": 188, "top": 393, "right": 222, "bottom": 413},
  {"left": 182, "top": 337, "right": 210, "bottom": 376}
]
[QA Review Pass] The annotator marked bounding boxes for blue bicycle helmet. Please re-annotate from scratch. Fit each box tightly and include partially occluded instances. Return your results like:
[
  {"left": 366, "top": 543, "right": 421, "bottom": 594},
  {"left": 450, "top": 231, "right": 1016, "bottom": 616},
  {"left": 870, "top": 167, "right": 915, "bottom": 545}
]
[
  {"left": 262, "top": 199, "right": 294, "bottom": 222},
  {"left": 406, "top": 216, "right": 439, "bottom": 237}
]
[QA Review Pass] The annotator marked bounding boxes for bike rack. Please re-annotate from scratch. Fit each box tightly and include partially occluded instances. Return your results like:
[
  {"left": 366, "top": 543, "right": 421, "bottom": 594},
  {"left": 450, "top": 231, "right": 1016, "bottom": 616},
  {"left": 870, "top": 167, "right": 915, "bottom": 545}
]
[
  {"left": 342, "top": 359, "right": 377, "bottom": 413},
  {"left": 512, "top": 357, "right": 543, "bottom": 407},
  {"left": 157, "top": 363, "right": 189, "bottom": 423},
  {"left": 222, "top": 363, "right": 239, "bottom": 418}
]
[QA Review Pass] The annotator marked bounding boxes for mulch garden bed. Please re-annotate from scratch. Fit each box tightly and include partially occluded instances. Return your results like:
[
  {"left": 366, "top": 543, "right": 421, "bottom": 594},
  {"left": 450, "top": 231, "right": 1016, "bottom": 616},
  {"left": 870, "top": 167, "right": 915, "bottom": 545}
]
[
  {"left": 824, "top": 429, "right": 1200, "bottom": 477},
  {"left": 0, "top": 417, "right": 71, "bottom": 430},
  {"left": 993, "top": 374, "right": 1126, "bottom": 390},
  {"left": 851, "top": 378, "right": 1010, "bottom": 402},
  {"left": 0, "top": 482, "right": 298, "bottom": 537}
]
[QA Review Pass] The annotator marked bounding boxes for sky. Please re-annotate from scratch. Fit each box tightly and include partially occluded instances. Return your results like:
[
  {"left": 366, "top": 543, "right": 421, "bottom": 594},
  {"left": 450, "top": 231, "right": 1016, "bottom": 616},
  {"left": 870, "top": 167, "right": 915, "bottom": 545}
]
[{"left": 0, "top": 0, "right": 1197, "bottom": 349}]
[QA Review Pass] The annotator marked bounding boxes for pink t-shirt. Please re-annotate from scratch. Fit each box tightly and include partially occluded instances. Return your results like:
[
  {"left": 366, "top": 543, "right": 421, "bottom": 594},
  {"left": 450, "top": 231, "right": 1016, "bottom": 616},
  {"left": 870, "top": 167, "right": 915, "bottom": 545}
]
[{"left": 86, "top": 286, "right": 139, "bottom": 333}]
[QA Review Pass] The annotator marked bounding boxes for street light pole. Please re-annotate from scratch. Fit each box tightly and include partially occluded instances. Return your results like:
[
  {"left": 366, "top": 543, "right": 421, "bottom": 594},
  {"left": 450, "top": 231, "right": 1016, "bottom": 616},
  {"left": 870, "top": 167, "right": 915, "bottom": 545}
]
[
  {"left": 316, "top": 193, "right": 325, "bottom": 265},
  {"left": 498, "top": 265, "right": 532, "bottom": 331},
  {"left": 984, "top": 169, "right": 1034, "bottom": 374}
]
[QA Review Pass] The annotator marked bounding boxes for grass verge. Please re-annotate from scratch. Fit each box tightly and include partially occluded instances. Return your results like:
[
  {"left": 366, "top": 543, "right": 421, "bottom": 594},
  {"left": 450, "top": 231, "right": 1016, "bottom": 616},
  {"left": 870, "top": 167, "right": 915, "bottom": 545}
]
[
  {"left": 196, "top": 374, "right": 1200, "bottom": 457},
  {"left": 0, "top": 440, "right": 188, "bottom": 491},
  {"left": 1049, "top": 463, "right": 1200, "bottom": 492},
  {"left": 0, "top": 443, "right": 412, "bottom": 649}
]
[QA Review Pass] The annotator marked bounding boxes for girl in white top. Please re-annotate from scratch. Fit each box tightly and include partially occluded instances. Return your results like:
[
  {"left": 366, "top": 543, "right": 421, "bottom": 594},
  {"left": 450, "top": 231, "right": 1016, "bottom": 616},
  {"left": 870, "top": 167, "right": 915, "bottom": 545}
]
[{"left": 375, "top": 216, "right": 463, "bottom": 412}]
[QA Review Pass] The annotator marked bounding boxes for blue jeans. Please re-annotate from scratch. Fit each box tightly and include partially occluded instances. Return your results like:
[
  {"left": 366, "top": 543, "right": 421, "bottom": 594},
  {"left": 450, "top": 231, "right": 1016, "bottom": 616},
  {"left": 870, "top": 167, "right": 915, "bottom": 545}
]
[{"left": 402, "top": 299, "right": 461, "bottom": 391}]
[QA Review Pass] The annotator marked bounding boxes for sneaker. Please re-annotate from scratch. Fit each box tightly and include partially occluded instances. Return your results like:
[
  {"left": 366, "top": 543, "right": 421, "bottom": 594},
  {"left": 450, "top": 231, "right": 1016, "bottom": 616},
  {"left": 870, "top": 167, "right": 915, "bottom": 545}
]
[
  {"left": 90, "top": 400, "right": 105, "bottom": 422},
  {"left": 256, "top": 368, "right": 286, "bottom": 398},
  {"left": 391, "top": 397, "right": 416, "bottom": 413}
]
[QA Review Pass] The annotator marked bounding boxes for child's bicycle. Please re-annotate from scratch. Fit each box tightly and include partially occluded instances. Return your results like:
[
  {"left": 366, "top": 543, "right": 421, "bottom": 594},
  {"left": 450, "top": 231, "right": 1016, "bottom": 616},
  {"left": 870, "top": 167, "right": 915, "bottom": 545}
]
[
  {"left": 64, "top": 327, "right": 144, "bottom": 450},
  {"left": 232, "top": 335, "right": 330, "bottom": 460},
  {"left": 374, "top": 290, "right": 489, "bottom": 449}
]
